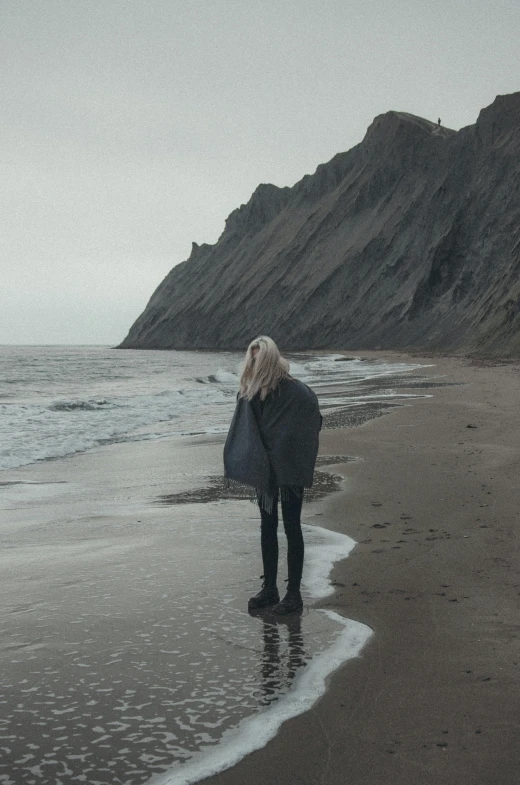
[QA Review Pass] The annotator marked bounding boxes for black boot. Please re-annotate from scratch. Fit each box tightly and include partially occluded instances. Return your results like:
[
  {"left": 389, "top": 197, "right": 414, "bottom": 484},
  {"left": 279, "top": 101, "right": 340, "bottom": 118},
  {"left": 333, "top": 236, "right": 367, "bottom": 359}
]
[
  {"left": 273, "top": 589, "right": 303, "bottom": 615},
  {"left": 248, "top": 577, "right": 279, "bottom": 610}
]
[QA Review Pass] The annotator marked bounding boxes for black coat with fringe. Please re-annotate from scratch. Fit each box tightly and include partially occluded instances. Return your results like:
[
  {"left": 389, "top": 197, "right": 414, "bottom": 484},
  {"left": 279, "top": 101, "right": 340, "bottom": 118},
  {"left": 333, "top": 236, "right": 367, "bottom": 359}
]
[{"left": 223, "top": 377, "right": 322, "bottom": 511}]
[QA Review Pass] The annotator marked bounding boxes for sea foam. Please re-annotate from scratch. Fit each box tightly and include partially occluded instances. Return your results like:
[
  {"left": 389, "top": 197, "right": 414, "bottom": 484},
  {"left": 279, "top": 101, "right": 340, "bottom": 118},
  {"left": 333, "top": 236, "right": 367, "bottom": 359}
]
[{"left": 151, "top": 524, "right": 372, "bottom": 785}]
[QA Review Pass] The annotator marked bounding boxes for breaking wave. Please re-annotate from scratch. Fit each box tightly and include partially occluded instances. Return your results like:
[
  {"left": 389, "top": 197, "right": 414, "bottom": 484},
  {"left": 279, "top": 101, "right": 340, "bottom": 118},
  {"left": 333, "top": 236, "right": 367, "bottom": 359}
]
[{"left": 49, "top": 399, "right": 113, "bottom": 412}]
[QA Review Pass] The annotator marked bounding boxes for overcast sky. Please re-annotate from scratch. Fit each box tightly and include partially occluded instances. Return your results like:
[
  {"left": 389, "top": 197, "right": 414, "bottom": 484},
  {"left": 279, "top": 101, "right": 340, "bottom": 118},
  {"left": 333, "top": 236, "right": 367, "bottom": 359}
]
[{"left": 1, "top": 0, "right": 519, "bottom": 345}]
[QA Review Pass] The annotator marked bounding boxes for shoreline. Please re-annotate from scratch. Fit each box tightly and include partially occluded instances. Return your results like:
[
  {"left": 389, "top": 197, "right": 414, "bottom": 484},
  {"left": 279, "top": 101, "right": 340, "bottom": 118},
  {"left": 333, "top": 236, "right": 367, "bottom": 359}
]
[
  {"left": 201, "top": 349, "right": 520, "bottom": 785},
  {"left": 0, "top": 441, "right": 374, "bottom": 785},
  {"left": 4, "top": 348, "right": 517, "bottom": 783},
  {"left": 151, "top": 523, "right": 373, "bottom": 785},
  {"left": 0, "top": 368, "right": 386, "bottom": 785}
]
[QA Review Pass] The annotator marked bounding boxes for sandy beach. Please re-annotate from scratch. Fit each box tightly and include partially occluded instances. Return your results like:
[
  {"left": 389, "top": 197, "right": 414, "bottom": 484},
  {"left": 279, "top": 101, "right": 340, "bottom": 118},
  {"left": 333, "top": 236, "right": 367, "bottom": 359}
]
[
  {"left": 202, "top": 350, "right": 520, "bottom": 785},
  {"left": 2, "top": 349, "right": 519, "bottom": 784},
  {"left": 2, "top": 348, "right": 388, "bottom": 784}
]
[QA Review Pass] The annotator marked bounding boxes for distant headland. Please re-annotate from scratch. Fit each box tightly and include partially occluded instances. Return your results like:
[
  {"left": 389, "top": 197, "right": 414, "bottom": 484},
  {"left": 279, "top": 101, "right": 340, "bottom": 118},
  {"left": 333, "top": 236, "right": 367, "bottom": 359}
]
[{"left": 119, "top": 92, "right": 520, "bottom": 357}]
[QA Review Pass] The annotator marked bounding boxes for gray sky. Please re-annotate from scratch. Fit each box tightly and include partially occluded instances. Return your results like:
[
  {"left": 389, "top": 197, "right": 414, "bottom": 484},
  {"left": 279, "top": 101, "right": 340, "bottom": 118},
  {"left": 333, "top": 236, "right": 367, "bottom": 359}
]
[{"left": 1, "top": 0, "right": 519, "bottom": 345}]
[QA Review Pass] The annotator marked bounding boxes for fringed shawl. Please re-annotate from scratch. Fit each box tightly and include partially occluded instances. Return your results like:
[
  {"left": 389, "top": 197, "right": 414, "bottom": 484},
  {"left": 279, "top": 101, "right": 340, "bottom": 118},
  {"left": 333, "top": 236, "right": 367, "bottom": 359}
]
[{"left": 224, "top": 377, "right": 322, "bottom": 512}]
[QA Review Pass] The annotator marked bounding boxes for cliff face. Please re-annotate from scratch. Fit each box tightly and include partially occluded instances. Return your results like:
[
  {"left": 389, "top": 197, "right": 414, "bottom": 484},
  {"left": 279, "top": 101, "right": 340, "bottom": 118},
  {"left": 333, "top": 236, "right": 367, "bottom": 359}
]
[{"left": 119, "top": 93, "right": 520, "bottom": 355}]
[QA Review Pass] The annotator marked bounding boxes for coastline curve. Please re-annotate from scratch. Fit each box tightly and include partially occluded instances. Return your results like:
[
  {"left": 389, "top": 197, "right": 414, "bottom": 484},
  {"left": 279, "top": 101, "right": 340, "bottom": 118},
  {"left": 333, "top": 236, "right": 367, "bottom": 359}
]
[{"left": 150, "top": 524, "right": 373, "bottom": 785}]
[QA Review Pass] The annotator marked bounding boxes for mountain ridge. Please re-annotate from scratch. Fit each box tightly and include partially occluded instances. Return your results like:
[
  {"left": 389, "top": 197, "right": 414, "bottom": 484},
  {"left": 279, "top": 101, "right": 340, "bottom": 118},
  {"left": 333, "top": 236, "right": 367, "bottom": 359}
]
[{"left": 119, "top": 92, "right": 520, "bottom": 356}]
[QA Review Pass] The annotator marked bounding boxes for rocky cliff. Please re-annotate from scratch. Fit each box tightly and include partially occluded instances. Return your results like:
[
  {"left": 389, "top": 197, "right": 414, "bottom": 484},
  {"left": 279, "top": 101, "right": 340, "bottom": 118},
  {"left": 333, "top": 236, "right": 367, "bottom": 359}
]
[{"left": 119, "top": 93, "right": 520, "bottom": 355}]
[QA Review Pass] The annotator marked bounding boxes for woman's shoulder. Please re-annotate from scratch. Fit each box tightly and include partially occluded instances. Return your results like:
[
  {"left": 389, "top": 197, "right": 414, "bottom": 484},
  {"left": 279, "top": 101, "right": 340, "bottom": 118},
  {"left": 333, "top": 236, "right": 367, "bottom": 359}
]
[
  {"left": 284, "top": 375, "right": 311, "bottom": 391},
  {"left": 266, "top": 376, "right": 315, "bottom": 399},
  {"left": 276, "top": 376, "right": 317, "bottom": 399}
]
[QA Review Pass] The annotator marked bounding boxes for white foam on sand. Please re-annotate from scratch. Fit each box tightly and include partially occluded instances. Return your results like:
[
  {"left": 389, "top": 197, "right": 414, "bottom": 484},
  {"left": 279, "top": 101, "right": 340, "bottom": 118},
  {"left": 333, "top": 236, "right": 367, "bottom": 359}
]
[
  {"left": 151, "top": 524, "right": 372, "bottom": 785},
  {"left": 302, "top": 523, "right": 358, "bottom": 599}
]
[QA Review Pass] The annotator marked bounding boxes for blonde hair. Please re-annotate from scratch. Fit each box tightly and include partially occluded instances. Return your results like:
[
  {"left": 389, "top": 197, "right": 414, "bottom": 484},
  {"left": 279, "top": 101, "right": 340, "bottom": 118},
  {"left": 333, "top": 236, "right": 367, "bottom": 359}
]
[{"left": 239, "top": 336, "right": 290, "bottom": 401}]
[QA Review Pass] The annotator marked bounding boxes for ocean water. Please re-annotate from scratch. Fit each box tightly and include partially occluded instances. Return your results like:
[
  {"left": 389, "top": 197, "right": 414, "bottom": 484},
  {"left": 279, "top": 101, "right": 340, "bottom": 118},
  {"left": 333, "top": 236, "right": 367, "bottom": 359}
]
[
  {"left": 0, "top": 346, "right": 437, "bottom": 784},
  {"left": 0, "top": 345, "right": 432, "bottom": 472}
]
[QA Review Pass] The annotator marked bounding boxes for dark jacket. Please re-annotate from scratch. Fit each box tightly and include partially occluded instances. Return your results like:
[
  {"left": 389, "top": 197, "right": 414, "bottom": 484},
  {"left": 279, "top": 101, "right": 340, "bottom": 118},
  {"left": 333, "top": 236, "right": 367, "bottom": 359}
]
[{"left": 224, "top": 377, "right": 322, "bottom": 504}]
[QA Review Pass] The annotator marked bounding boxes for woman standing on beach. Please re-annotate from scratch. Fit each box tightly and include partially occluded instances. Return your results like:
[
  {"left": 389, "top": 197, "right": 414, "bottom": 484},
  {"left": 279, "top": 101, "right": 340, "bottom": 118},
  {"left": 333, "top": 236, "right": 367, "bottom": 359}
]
[{"left": 224, "top": 336, "right": 322, "bottom": 614}]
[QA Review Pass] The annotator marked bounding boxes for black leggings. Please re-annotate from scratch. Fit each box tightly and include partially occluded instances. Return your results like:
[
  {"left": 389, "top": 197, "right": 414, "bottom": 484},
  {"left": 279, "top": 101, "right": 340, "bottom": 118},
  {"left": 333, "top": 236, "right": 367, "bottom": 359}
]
[{"left": 259, "top": 488, "right": 304, "bottom": 591}]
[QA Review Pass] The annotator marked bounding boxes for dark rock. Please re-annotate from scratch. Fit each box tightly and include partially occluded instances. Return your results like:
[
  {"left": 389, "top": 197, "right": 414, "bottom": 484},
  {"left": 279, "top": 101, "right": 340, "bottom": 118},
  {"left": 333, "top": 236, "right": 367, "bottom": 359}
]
[{"left": 119, "top": 93, "right": 520, "bottom": 357}]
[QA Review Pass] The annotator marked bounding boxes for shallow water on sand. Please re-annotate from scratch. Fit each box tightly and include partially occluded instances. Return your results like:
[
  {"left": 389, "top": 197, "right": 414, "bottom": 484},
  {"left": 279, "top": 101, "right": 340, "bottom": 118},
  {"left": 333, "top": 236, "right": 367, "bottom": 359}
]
[
  {"left": 1, "top": 451, "right": 366, "bottom": 785},
  {"left": 0, "top": 348, "right": 452, "bottom": 783}
]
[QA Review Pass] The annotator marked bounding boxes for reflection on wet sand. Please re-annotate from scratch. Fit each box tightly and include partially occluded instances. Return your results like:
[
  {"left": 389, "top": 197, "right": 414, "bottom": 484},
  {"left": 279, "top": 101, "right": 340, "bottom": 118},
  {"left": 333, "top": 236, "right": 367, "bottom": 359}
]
[{"left": 251, "top": 611, "right": 308, "bottom": 706}]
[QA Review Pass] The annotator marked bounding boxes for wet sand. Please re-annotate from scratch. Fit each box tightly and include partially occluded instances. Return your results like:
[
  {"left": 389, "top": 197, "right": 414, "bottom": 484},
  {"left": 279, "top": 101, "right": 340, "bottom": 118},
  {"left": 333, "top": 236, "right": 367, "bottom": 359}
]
[
  {"left": 202, "top": 350, "right": 520, "bottom": 785},
  {"left": 0, "top": 416, "right": 370, "bottom": 783}
]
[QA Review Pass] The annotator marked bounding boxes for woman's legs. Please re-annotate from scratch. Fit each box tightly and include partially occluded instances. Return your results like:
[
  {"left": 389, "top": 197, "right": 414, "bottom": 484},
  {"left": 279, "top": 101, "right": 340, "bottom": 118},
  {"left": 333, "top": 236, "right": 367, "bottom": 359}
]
[
  {"left": 280, "top": 488, "right": 304, "bottom": 591},
  {"left": 259, "top": 493, "right": 279, "bottom": 588},
  {"left": 249, "top": 488, "right": 304, "bottom": 612},
  {"left": 248, "top": 494, "right": 280, "bottom": 609}
]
